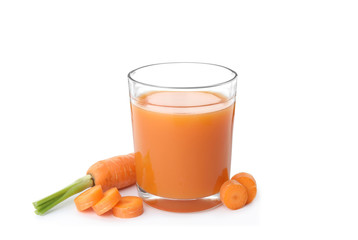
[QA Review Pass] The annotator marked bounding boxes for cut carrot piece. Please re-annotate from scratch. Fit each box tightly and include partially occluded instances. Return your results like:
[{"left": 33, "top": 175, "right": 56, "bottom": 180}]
[
  {"left": 74, "top": 185, "right": 104, "bottom": 211},
  {"left": 231, "top": 172, "right": 257, "bottom": 204},
  {"left": 87, "top": 153, "right": 136, "bottom": 191},
  {"left": 112, "top": 196, "right": 144, "bottom": 218},
  {"left": 92, "top": 187, "right": 121, "bottom": 215},
  {"left": 220, "top": 180, "right": 248, "bottom": 210}
]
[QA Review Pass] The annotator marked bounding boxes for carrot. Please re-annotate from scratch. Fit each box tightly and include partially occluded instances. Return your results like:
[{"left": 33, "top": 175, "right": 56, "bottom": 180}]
[
  {"left": 87, "top": 153, "right": 136, "bottom": 191},
  {"left": 33, "top": 153, "right": 136, "bottom": 215},
  {"left": 74, "top": 185, "right": 104, "bottom": 211},
  {"left": 231, "top": 172, "right": 257, "bottom": 204},
  {"left": 92, "top": 187, "right": 121, "bottom": 215},
  {"left": 220, "top": 179, "right": 248, "bottom": 210},
  {"left": 113, "top": 196, "right": 144, "bottom": 218}
]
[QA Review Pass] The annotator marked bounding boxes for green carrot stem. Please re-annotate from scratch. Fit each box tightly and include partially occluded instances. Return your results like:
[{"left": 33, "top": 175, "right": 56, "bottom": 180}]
[
  {"left": 33, "top": 185, "right": 73, "bottom": 208},
  {"left": 33, "top": 175, "right": 94, "bottom": 215},
  {"left": 34, "top": 197, "right": 57, "bottom": 210}
]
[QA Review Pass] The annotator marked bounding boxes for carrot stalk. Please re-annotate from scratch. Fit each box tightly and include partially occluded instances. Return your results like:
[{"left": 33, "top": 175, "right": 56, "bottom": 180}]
[
  {"left": 33, "top": 177, "right": 86, "bottom": 208},
  {"left": 33, "top": 175, "right": 94, "bottom": 215}
]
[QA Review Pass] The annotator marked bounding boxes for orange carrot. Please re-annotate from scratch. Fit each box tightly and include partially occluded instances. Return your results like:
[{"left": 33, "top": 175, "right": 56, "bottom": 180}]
[
  {"left": 33, "top": 153, "right": 136, "bottom": 215},
  {"left": 112, "top": 196, "right": 144, "bottom": 218},
  {"left": 231, "top": 172, "right": 257, "bottom": 204},
  {"left": 220, "top": 179, "right": 248, "bottom": 210},
  {"left": 87, "top": 153, "right": 136, "bottom": 191},
  {"left": 74, "top": 185, "right": 104, "bottom": 211},
  {"left": 92, "top": 187, "right": 122, "bottom": 215}
]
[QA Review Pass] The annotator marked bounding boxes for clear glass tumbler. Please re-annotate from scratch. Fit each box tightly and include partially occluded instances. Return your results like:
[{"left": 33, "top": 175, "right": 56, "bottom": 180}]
[{"left": 128, "top": 62, "right": 237, "bottom": 212}]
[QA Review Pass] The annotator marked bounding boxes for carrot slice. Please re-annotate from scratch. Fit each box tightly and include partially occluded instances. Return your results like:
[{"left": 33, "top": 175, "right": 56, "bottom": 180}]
[
  {"left": 74, "top": 185, "right": 104, "bottom": 211},
  {"left": 92, "top": 187, "right": 121, "bottom": 215},
  {"left": 112, "top": 196, "right": 144, "bottom": 218},
  {"left": 231, "top": 172, "right": 257, "bottom": 204},
  {"left": 220, "top": 180, "right": 248, "bottom": 210}
]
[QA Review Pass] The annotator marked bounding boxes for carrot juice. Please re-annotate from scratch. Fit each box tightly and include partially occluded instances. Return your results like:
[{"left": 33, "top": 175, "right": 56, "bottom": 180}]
[{"left": 130, "top": 91, "right": 235, "bottom": 201}]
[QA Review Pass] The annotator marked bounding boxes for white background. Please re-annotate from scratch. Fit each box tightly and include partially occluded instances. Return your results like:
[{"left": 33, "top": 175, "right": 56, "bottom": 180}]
[{"left": 0, "top": 0, "right": 357, "bottom": 239}]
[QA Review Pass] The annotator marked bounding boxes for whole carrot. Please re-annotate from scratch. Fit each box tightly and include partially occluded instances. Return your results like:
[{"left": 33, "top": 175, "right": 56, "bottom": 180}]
[{"left": 33, "top": 153, "right": 136, "bottom": 215}]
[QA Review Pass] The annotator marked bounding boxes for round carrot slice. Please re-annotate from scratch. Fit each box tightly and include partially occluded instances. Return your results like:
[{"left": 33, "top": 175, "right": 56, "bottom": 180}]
[
  {"left": 113, "top": 196, "right": 144, "bottom": 218},
  {"left": 74, "top": 185, "right": 104, "bottom": 211},
  {"left": 220, "top": 180, "right": 248, "bottom": 210},
  {"left": 92, "top": 187, "right": 121, "bottom": 215},
  {"left": 231, "top": 172, "right": 257, "bottom": 204}
]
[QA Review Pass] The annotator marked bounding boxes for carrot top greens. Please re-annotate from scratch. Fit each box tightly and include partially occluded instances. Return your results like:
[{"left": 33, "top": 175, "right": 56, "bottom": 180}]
[{"left": 33, "top": 175, "right": 94, "bottom": 215}]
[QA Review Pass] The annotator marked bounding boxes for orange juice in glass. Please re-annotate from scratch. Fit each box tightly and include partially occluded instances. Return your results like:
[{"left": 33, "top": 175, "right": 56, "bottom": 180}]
[{"left": 128, "top": 62, "right": 237, "bottom": 212}]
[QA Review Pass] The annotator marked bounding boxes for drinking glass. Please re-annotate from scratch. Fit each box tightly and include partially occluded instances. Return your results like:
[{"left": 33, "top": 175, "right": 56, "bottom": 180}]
[{"left": 128, "top": 62, "right": 237, "bottom": 212}]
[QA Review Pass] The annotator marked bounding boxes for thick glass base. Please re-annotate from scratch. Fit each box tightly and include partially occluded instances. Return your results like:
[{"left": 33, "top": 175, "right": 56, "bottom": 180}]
[{"left": 137, "top": 184, "right": 222, "bottom": 213}]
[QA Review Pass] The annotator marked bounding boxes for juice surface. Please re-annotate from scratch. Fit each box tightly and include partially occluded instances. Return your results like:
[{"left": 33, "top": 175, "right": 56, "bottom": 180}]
[{"left": 130, "top": 91, "right": 235, "bottom": 199}]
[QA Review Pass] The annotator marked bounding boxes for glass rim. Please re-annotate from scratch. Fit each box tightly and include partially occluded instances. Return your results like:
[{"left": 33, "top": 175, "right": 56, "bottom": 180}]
[{"left": 127, "top": 62, "right": 237, "bottom": 89}]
